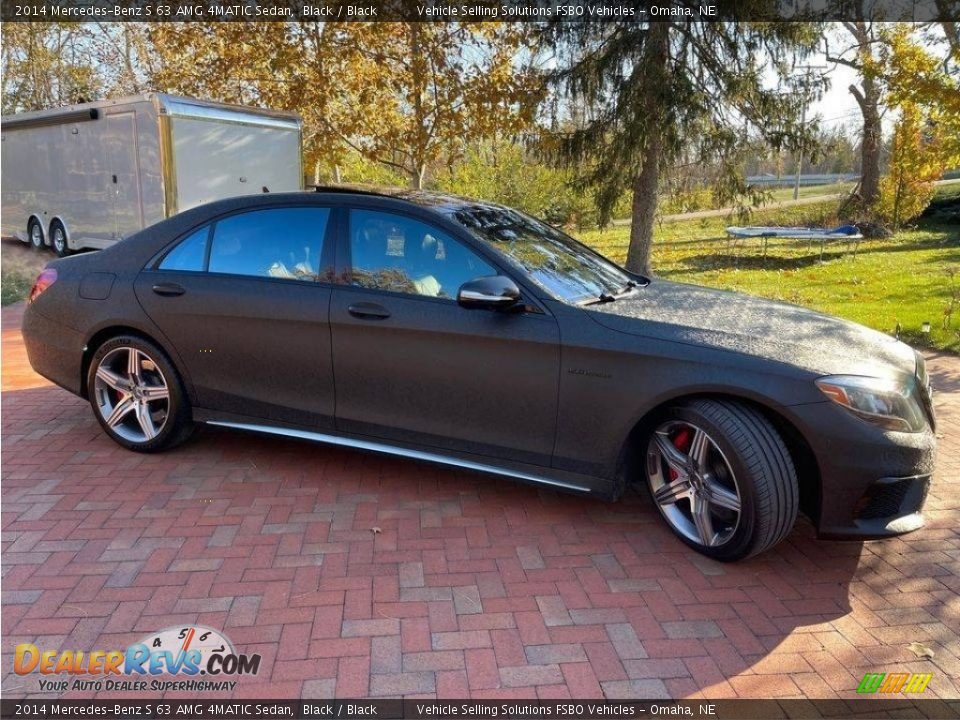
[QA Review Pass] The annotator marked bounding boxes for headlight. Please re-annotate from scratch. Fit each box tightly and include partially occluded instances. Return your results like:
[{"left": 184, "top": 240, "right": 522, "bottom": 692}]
[{"left": 815, "top": 374, "right": 928, "bottom": 432}]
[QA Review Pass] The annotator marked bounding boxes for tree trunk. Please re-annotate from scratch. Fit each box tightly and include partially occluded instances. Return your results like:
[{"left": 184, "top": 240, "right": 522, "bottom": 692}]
[
  {"left": 624, "top": 21, "right": 669, "bottom": 276},
  {"left": 852, "top": 76, "right": 882, "bottom": 208},
  {"left": 408, "top": 23, "right": 429, "bottom": 190},
  {"left": 842, "top": 21, "right": 883, "bottom": 211},
  {"left": 936, "top": 0, "right": 960, "bottom": 56},
  {"left": 626, "top": 128, "right": 662, "bottom": 276}
]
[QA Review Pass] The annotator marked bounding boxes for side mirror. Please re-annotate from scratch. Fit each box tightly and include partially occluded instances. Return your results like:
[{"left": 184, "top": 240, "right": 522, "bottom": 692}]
[{"left": 457, "top": 275, "right": 521, "bottom": 311}]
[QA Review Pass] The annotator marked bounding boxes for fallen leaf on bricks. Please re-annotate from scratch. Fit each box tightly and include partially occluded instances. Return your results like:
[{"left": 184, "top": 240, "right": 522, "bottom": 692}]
[{"left": 907, "top": 642, "right": 934, "bottom": 659}]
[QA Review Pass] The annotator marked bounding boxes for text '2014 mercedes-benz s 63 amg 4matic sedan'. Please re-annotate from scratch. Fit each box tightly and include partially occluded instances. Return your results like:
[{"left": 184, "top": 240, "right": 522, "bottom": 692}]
[{"left": 22, "top": 189, "right": 936, "bottom": 560}]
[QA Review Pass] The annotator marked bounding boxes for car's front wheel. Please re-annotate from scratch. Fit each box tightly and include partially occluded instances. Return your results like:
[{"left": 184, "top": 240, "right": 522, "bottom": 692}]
[
  {"left": 644, "top": 399, "right": 798, "bottom": 561},
  {"left": 87, "top": 336, "right": 193, "bottom": 452}
]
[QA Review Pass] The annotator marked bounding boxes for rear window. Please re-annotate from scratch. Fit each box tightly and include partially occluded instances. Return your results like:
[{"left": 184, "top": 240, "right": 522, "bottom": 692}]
[{"left": 158, "top": 207, "right": 331, "bottom": 282}]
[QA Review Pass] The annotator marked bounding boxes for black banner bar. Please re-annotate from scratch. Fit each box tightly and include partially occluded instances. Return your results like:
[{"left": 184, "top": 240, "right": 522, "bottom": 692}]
[
  {"left": 1, "top": 699, "right": 960, "bottom": 720},
  {"left": 1, "top": 0, "right": 957, "bottom": 23}
]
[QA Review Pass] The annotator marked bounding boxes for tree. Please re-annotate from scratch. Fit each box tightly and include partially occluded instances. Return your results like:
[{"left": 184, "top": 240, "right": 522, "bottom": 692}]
[
  {"left": 145, "top": 22, "right": 541, "bottom": 188},
  {"left": 541, "top": 16, "right": 820, "bottom": 275},
  {"left": 1, "top": 23, "right": 102, "bottom": 113},
  {"left": 88, "top": 23, "right": 153, "bottom": 96},
  {"left": 825, "top": 19, "right": 885, "bottom": 209},
  {"left": 145, "top": 22, "right": 350, "bottom": 181},
  {"left": 826, "top": 14, "right": 960, "bottom": 217},
  {"left": 877, "top": 25, "right": 960, "bottom": 226}
]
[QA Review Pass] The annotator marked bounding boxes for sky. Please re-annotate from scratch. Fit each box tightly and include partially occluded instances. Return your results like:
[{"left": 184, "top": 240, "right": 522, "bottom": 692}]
[
  {"left": 807, "top": 22, "right": 949, "bottom": 134},
  {"left": 812, "top": 62, "right": 864, "bottom": 131}
]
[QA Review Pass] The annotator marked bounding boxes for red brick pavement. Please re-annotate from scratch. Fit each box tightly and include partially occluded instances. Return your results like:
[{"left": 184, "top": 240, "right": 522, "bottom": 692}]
[{"left": 2, "top": 302, "right": 958, "bottom": 700}]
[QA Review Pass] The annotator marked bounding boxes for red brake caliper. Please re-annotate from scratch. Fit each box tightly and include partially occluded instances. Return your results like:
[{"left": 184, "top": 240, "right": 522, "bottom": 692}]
[{"left": 668, "top": 427, "right": 692, "bottom": 481}]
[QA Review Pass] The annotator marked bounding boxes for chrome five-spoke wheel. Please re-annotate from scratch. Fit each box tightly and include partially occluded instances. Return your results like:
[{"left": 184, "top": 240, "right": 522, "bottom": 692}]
[
  {"left": 647, "top": 420, "right": 741, "bottom": 548},
  {"left": 94, "top": 347, "right": 170, "bottom": 443}
]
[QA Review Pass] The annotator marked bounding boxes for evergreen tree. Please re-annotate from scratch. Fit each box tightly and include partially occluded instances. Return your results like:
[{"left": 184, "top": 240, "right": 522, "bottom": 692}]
[{"left": 540, "top": 17, "right": 821, "bottom": 275}]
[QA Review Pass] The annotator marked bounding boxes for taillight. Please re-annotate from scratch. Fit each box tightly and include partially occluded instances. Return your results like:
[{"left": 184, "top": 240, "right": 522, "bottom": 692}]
[{"left": 28, "top": 268, "right": 57, "bottom": 303}]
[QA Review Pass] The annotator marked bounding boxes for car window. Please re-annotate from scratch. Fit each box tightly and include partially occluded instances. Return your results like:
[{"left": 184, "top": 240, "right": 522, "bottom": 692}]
[
  {"left": 208, "top": 207, "right": 330, "bottom": 281},
  {"left": 159, "top": 226, "right": 208, "bottom": 272},
  {"left": 349, "top": 209, "right": 496, "bottom": 299},
  {"left": 449, "top": 206, "right": 633, "bottom": 304}
]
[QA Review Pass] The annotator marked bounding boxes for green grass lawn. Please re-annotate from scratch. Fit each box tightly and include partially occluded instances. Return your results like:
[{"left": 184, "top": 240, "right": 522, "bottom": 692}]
[
  {"left": 1, "top": 240, "right": 47, "bottom": 307},
  {"left": 1, "top": 269, "right": 34, "bottom": 306},
  {"left": 578, "top": 187, "right": 960, "bottom": 353}
]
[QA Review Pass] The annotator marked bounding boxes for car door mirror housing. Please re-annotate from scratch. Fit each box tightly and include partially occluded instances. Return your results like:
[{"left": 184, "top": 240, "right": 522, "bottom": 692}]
[{"left": 457, "top": 276, "right": 522, "bottom": 311}]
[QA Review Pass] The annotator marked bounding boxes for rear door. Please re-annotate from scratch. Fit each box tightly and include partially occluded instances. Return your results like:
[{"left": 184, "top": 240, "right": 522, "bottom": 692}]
[{"left": 135, "top": 205, "right": 337, "bottom": 428}]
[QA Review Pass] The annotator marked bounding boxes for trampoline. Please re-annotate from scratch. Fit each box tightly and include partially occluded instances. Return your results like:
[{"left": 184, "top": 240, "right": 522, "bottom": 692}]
[{"left": 725, "top": 224, "right": 864, "bottom": 260}]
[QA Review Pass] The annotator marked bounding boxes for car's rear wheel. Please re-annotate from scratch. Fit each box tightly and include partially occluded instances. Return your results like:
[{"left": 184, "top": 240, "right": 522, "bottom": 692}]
[
  {"left": 87, "top": 336, "right": 193, "bottom": 452},
  {"left": 29, "top": 219, "right": 44, "bottom": 251},
  {"left": 644, "top": 399, "right": 798, "bottom": 561},
  {"left": 51, "top": 221, "right": 71, "bottom": 257}
]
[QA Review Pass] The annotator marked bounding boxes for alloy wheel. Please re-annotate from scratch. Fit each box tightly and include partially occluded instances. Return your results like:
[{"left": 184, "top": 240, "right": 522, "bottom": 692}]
[
  {"left": 646, "top": 420, "right": 742, "bottom": 548},
  {"left": 93, "top": 347, "right": 170, "bottom": 443},
  {"left": 30, "top": 224, "right": 43, "bottom": 249}
]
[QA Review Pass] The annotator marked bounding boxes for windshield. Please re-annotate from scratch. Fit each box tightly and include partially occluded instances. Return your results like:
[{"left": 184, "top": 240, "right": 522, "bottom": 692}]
[{"left": 448, "top": 205, "right": 634, "bottom": 304}]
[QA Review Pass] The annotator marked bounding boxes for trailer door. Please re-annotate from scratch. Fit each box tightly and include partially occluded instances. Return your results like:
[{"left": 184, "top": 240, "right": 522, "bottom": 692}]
[
  {"left": 170, "top": 118, "right": 301, "bottom": 212},
  {"left": 104, "top": 111, "right": 144, "bottom": 241}
]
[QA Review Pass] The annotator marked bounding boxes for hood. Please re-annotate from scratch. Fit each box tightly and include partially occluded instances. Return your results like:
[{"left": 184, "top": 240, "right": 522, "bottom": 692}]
[{"left": 586, "top": 280, "right": 918, "bottom": 379}]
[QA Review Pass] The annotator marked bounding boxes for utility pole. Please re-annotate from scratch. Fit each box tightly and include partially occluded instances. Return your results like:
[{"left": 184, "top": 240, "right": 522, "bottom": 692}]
[
  {"left": 793, "top": 101, "right": 807, "bottom": 200},
  {"left": 792, "top": 64, "right": 826, "bottom": 200}
]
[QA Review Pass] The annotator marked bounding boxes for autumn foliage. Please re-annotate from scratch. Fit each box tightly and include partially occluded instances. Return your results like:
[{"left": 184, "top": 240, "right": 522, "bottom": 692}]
[{"left": 876, "top": 26, "right": 960, "bottom": 226}]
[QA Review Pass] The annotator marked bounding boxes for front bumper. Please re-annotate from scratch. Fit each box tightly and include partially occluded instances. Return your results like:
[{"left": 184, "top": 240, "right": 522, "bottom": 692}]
[
  {"left": 22, "top": 304, "right": 85, "bottom": 397},
  {"left": 788, "top": 401, "right": 936, "bottom": 540}
]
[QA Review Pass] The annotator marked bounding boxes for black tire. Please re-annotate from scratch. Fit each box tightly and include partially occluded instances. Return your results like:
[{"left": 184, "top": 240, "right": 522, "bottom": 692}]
[
  {"left": 87, "top": 335, "right": 194, "bottom": 453},
  {"left": 28, "top": 219, "right": 45, "bottom": 251},
  {"left": 644, "top": 398, "right": 798, "bottom": 561},
  {"left": 51, "top": 220, "right": 71, "bottom": 257}
]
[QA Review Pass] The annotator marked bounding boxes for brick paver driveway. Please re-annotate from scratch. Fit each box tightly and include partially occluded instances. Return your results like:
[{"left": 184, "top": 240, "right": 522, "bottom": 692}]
[{"left": 2, "top": 301, "right": 957, "bottom": 701}]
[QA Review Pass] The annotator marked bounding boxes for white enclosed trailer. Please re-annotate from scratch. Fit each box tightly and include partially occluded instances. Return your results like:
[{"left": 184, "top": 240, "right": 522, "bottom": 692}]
[{"left": 1, "top": 93, "right": 303, "bottom": 255}]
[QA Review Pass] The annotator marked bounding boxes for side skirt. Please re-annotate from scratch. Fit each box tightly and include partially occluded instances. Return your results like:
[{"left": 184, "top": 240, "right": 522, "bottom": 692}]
[{"left": 205, "top": 419, "right": 598, "bottom": 496}]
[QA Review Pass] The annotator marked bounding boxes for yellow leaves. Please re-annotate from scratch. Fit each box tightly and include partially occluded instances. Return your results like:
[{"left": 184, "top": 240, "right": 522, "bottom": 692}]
[
  {"left": 876, "top": 24, "right": 960, "bottom": 226},
  {"left": 151, "top": 22, "right": 537, "bottom": 185},
  {"left": 878, "top": 106, "right": 942, "bottom": 226}
]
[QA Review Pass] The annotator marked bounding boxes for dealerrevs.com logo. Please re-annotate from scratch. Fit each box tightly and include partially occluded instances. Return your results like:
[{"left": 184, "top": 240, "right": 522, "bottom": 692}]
[{"left": 13, "top": 626, "right": 260, "bottom": 693}]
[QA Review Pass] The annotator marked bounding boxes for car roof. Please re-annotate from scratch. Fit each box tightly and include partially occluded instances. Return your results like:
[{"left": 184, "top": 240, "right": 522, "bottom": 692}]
[
  {"left": 163, "top": 187, "right": 507, "bottom": 224},
  {"left": 309, "top": 184, "right": 505, "bottom": 215}
]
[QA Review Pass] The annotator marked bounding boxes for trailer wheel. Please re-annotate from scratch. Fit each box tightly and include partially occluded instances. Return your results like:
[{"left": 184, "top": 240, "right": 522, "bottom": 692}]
[
  {"left": 28, "top": 219, "right": 45, "bottom": 251},
  {"left": 51, "top": 221, "right": 71, "bottom": 258}
]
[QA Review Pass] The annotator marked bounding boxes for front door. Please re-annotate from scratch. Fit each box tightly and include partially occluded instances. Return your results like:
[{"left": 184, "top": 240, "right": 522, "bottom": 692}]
[
  {"left": 135, "top": 205, "right": 337, "bottom": 428},
  {"left": 330, "top": 207, "right": 560, "bottom": 467}
]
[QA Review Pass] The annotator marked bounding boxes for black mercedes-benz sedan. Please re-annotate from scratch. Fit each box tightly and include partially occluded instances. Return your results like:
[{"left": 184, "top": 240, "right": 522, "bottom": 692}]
[{"left": 22, "top": 189, "right": 936, "bottom": 560}]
